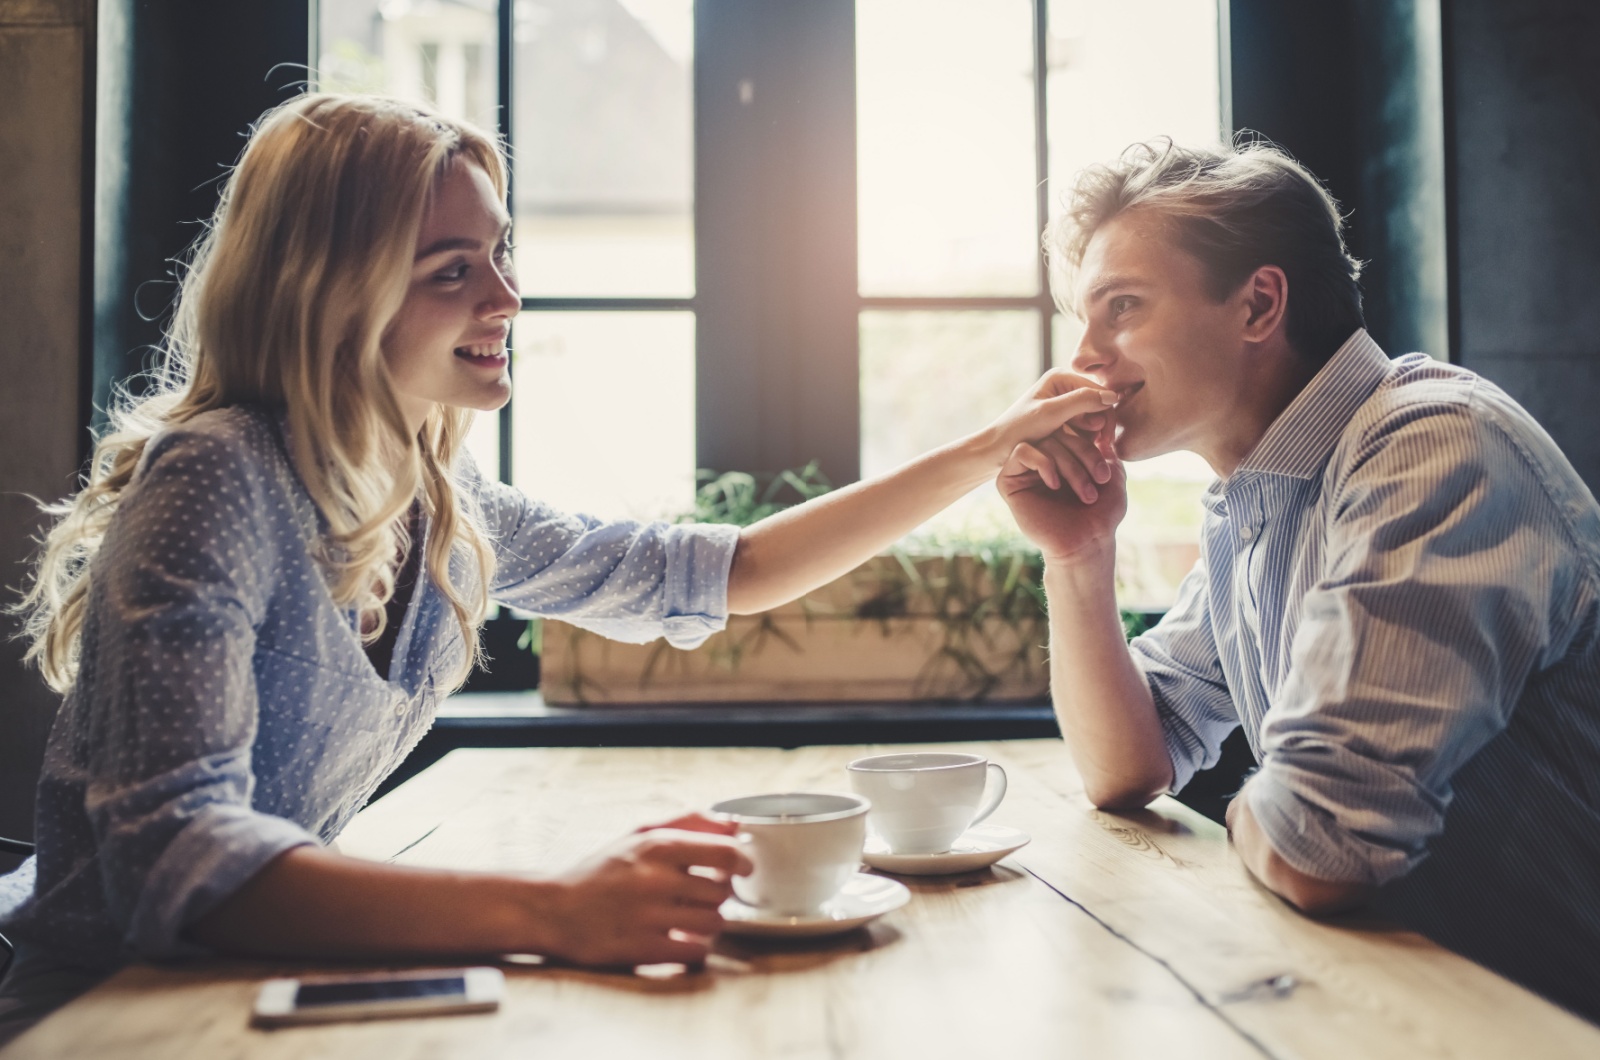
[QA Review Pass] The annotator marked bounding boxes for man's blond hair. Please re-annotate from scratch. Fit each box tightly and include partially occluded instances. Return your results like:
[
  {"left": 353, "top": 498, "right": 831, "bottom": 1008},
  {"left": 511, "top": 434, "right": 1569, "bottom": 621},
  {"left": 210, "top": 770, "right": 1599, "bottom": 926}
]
[{"left": 1048, "top": 136, "right": 1365, "bottom": 360}]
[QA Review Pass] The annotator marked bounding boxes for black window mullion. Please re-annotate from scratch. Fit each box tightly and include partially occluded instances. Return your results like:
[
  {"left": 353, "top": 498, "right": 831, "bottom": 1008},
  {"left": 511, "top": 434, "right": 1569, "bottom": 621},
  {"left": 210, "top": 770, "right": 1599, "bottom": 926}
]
[{"left": 497, "top": 0, "right": 515, "bottom": 485}]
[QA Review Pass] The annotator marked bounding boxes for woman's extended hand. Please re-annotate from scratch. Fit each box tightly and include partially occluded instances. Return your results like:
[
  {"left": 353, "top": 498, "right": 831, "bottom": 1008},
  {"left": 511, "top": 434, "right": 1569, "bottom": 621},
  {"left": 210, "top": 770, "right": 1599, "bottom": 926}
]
[
  {"left": 978, "top": 369, "right": 1120, "bottom": 505},
  {"left": 539, "top": 824, "right": 753, "bottom": 967}
]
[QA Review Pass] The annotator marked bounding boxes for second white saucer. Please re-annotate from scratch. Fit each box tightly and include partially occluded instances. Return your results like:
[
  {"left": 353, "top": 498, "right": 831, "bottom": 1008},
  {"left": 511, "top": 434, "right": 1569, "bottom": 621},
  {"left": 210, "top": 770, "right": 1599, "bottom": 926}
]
[
  {"left": 861, "top": 823, "right": 1031, "bottom": 876},
  {"left": 719, "top": 872, "right": 910, "bottom": 938}
]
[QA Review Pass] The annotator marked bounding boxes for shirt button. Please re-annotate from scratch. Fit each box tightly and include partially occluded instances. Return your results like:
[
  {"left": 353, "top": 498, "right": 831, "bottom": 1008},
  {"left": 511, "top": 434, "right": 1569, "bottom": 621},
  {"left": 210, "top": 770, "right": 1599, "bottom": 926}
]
[
  {"left": 1239, "top": 526, "right": 1254, "bottom": 541},
  {"left": 393, "top": 693, "right": 408, "bottom": 716}
]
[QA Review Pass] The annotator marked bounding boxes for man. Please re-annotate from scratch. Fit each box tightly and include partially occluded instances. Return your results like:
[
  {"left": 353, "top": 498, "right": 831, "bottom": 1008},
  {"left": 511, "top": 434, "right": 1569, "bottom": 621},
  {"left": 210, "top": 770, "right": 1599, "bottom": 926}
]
[{"left": 999, "top": 138, "right": 1600, "bottom": 1022}]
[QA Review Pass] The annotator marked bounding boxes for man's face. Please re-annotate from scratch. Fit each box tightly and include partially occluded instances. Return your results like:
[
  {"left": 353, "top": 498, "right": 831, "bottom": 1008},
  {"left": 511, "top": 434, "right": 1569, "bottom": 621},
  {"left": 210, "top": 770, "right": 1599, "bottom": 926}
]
[{"left": 1068, "top": 211, "right": 1248, "bottom": 465}]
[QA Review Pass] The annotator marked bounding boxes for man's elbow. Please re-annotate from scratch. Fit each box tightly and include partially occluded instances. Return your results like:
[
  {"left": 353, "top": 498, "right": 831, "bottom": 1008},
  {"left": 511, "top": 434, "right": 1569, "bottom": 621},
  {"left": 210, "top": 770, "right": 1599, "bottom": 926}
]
[
  {"left": 1267, "top": 856, "right": 1373, "bottom": 917},
  {"left": 1083, "top": 776, "right": 1168, "bottom": 812}
]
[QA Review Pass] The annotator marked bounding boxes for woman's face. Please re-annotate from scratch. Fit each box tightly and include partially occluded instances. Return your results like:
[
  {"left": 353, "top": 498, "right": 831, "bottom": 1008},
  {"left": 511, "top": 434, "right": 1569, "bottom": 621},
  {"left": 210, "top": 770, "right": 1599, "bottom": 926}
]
[{"left": 384, "top": 156, "right": 519, "bottom": 431}]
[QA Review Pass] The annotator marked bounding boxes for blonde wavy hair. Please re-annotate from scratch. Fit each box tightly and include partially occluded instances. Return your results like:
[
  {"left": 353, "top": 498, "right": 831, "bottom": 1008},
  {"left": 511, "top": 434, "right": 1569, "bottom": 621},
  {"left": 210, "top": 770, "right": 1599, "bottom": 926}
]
[{"left": 16, "top": 93, "right": 502, "bottom": 693}]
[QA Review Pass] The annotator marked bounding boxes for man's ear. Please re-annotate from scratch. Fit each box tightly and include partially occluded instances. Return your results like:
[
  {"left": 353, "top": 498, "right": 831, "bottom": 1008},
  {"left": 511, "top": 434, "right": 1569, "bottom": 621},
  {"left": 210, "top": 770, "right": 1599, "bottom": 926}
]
[{"left": 1240, "top": 265, "right": 1289, "bottom": 342}]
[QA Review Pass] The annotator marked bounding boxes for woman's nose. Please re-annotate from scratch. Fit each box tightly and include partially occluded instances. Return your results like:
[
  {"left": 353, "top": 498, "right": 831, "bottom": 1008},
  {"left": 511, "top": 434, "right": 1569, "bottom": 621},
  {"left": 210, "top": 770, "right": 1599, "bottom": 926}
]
[{"left": 481, "top": 264, "right": 520, "bottom": 319}]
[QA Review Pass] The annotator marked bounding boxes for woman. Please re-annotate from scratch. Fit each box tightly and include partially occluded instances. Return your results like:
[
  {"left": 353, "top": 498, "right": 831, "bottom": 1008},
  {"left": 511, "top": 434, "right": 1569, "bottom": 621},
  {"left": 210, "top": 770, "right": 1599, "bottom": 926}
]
[{"left": 0, "top": 93, "right": 1115, "bottom": 1038}]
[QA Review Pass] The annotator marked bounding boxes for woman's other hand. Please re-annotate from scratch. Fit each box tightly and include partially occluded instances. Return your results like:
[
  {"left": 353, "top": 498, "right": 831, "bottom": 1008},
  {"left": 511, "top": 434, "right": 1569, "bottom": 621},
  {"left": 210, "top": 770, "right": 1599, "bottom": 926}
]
[{"left": 538, "top": 826, "right": 753, "bottom": 967}]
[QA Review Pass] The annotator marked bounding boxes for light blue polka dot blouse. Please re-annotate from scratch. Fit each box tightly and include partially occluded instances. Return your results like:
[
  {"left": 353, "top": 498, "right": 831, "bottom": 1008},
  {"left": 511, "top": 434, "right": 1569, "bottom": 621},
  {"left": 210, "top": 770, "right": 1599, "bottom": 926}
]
[{"left": 0, "top": 404, "right": 738, "bottom": 972}]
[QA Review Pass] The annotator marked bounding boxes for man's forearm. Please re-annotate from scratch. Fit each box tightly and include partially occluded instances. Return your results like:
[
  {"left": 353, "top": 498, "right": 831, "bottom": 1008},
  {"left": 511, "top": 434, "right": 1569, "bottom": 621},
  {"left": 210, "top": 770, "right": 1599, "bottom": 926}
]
[{"left": 1043, "top": 558, "right": 1174, "bottom": 808}]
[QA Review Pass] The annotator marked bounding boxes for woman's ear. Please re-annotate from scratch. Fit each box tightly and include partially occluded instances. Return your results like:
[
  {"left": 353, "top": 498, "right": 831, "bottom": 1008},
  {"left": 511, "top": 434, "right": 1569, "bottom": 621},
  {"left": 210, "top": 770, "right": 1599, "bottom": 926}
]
[{"left": 1240, "top": 265, "right": 1289, "bottom": 342}]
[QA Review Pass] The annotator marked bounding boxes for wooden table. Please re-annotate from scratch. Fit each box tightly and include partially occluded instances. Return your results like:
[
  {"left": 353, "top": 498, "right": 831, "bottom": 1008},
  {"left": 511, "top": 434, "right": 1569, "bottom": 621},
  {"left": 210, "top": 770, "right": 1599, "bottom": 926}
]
[{"left": 6, "top": 741, "right": 1598, "bottom": 1058}]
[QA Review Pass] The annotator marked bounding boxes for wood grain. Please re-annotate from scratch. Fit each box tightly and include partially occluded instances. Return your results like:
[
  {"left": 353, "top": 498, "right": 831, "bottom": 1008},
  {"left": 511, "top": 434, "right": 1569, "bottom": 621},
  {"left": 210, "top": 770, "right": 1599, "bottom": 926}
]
[{"left": 7, "top": 742, "right": 1597, "bottom": 1059}]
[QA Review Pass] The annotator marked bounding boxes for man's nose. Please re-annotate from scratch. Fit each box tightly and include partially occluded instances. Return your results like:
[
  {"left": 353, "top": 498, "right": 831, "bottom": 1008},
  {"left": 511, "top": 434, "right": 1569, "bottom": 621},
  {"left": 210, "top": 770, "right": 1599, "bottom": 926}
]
[{"left": 1069, "top": 331, "right": 1112, "bottom": 377}]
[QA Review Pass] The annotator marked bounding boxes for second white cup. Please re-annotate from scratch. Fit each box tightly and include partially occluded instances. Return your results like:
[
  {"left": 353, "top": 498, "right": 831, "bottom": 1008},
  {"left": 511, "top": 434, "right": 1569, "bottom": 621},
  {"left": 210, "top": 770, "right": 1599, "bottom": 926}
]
[
  {"left": 847, "top": 752, "right": 1007, "bottom": 855},
  {"left": 710, "top": 792, "right": 869, "bottom": 916}
]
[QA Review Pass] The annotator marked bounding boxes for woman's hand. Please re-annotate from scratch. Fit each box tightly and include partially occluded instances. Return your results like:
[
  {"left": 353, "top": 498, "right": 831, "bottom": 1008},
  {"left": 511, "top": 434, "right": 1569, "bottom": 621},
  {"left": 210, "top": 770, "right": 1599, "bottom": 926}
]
[{"left": 538, "top": 824, "right": 752, "bottom": 967}]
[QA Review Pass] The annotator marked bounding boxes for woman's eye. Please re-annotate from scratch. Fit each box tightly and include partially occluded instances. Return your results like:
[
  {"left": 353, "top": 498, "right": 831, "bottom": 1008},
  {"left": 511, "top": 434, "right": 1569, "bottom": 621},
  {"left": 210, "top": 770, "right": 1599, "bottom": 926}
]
[
  {"left": 1110, "top": 296, "right": 1136, "bottom": 317},
  {"left": 495, "top": 240, "right": 515, "bottom": 262},
  {"left": 435, "top": 263, "right": 469, "bottom": 283}
]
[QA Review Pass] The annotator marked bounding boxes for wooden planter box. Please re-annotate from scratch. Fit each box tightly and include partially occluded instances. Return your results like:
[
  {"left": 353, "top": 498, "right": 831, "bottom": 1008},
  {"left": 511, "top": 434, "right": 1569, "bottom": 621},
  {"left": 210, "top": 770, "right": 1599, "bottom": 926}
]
[{"left": 539, "top": 554, "right": 1049, "bottom": 705}]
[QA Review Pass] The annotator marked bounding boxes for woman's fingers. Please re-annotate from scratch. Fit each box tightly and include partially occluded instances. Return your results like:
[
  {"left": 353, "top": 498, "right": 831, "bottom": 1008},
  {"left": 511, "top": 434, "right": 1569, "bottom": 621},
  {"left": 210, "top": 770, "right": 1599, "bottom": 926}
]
[
  {"left": 636, "top": 813, "right": 737, "bottom": 837},
  {"left": 671, "top": 871, "right": 737, "bottom": 909},
  {"left": 638, "top": 831, "right": 754, "bottom": 877}
]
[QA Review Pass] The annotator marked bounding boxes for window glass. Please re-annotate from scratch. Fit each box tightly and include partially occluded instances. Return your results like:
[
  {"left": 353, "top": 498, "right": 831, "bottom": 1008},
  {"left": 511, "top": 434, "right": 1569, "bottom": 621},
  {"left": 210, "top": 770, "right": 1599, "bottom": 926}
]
[
  {"left": 317, "top": 0, "right": 499, "bottom": 131},
  {"left": 856, "top": 0, "right": 1040, "bottom": 296},
  {"left": 511, "top": 312, "right": 695, "bottom": 521},
  {"left": 861, "top": 311, "right": 1040, "bottom": 540},
  {"left": 512, "top": 0, "right": 695, "bottom": 297},
  {"left": 1045, "top": 0, "right": 1222, "bottom": 210},
  {"left": 1047, "top": 0, "right": 1220, "bottom": 609}
]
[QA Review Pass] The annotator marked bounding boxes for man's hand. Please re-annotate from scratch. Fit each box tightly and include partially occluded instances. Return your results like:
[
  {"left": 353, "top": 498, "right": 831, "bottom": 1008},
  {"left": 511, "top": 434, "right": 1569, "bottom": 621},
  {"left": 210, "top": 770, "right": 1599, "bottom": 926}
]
[
  {"left": 539, "top": 826, "right": 753, "bottom": 967},
  {"left": 1227, "top": 795, "right": 1373, "bottom": 916},
  {"left": 997, "top": 408, "right": 1127, "bottom": 564},
  {"left": 979, "top": 368, "right": 1121, "bottom": 503}
]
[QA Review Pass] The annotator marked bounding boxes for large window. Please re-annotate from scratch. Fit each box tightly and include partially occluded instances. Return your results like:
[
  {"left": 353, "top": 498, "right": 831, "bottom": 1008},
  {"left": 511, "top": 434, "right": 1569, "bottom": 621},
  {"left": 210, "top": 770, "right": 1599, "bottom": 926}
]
[{"left": 316, "top": 0, "right": 1221, "bottom": 608}]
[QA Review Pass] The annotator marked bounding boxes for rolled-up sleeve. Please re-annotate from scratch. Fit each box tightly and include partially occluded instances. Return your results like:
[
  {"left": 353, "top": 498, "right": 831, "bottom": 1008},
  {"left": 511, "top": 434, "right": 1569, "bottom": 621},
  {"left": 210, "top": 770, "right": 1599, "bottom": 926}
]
[
  {"left": 1129, "top": 557, "right": 1241, "bottom": 793},
  {"left": 472, "top": 469, "right": 738, "bottom": 650},
  {"left": 1247, "top": 399, "right": 1561, "bottom": 886},
  {"left": 86, "top": 429, "right": 319, "bottom": 958}
]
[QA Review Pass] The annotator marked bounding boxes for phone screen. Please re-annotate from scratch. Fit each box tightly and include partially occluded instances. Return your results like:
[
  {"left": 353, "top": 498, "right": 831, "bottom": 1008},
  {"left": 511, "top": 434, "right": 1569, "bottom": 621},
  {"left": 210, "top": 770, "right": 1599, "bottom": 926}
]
[{"left": 294, "top": 975, "right": 467, "bottom": 1008}]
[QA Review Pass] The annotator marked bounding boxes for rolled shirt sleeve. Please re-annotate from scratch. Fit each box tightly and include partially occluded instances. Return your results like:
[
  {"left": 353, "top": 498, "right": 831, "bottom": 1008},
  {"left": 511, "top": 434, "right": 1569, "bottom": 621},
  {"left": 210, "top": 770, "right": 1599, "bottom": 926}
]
[
  {"left": 85, "top": 428, "right": 319, "bottom": 957},
  {"left": 1245, "top": 399, "right": 1566, "bottom": 887},
  {"left": 470, "top": 467, "right": 739, "bottom": 650},
  {"left": 1129, "top": 555, "right": 1242, "bottom": 794}
]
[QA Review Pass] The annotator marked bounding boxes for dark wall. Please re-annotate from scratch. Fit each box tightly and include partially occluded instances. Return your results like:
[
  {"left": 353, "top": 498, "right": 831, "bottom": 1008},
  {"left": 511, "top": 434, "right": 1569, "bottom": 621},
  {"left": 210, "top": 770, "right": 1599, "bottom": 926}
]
[
  {"left": 1447, "top": 0, "right": 1600, "bottom": 492},
  {"left": 1228, "top": 0, "right": 1448, "bottom": 363},
  {"left": 95, "top": 0, "right": 310, "bottom": 418}
]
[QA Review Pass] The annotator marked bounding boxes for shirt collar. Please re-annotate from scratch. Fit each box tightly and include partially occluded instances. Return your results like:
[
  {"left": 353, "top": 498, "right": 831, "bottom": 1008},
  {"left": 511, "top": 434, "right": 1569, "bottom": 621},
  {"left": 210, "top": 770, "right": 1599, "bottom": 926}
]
[{"left": 1232, "top": 329, "right": 1393, "bottom": 481}]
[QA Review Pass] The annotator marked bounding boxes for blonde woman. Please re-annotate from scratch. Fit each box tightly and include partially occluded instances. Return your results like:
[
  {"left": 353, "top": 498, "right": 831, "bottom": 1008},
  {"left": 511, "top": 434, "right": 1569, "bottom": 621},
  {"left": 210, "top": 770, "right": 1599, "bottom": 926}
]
[{"left": 0, "top": 93, "right": 1116, "bottom": 1037}]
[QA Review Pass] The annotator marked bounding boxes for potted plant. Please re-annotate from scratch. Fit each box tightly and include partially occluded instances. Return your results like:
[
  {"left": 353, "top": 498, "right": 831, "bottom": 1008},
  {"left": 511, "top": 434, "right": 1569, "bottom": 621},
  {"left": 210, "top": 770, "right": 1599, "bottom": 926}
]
[{"left": 538, "top": 465, "right": 1137, "bottom": 706}]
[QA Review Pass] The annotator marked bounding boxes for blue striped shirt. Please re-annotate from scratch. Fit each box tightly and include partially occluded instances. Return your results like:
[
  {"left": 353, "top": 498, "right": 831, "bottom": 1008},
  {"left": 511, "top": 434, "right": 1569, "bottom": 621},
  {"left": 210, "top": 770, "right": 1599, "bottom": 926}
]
[{"left": 1130, "top": 330, "right": 1600, "bottom": 1021}]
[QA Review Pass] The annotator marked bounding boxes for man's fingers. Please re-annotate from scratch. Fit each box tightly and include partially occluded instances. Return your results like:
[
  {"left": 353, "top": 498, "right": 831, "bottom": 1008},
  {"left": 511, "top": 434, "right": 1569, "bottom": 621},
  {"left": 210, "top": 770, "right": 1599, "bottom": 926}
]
[
  {"left": 1036, "top": 435, "right": 1101, "bottom": 504},
  {"left": 1001, "top": 443, "right": 1060, "bottom": 491}
]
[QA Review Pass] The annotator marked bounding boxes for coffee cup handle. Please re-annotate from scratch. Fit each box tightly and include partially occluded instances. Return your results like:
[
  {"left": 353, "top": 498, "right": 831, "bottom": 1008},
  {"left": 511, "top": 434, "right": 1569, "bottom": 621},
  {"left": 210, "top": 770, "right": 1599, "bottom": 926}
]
[{"left": 970, "top": 762, "right": 1008, "bottom": 826}]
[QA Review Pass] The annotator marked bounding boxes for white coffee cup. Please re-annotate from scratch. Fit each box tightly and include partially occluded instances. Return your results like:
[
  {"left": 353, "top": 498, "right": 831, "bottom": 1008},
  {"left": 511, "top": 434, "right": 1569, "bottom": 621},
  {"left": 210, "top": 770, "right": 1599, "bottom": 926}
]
[
  {"left": 709, "top": 792, "right": 870, "bottom": 916},
  {"left": 846, "top": 752, "right": 1007, "bottom": 855}
]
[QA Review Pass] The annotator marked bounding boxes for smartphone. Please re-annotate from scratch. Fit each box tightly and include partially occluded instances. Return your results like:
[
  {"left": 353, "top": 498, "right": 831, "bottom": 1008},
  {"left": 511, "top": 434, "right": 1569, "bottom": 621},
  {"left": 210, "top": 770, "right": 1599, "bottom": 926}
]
[{"left": 251, "top": 967, "right": 503, "bottom": 1027}]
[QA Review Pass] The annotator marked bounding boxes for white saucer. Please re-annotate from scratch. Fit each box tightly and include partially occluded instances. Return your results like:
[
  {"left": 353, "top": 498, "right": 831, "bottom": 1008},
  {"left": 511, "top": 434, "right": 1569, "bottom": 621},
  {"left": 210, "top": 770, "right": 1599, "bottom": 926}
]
[
  {"left": 719, "top": 872, "right": 910, "bottom": 938},
  {"left": 861, "top": 823, "right": 1031, "bottom": 876}
]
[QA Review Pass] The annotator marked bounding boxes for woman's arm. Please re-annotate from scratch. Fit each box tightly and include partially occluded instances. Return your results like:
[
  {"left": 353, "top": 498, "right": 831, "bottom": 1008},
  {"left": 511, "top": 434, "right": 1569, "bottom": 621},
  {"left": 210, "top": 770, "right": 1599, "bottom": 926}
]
[
  {"left": 190, "top": 816, "right": 751, "bottom": 967},
  {"left": 726, "top": 371, "right": 1119, "bottom": 614}
]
